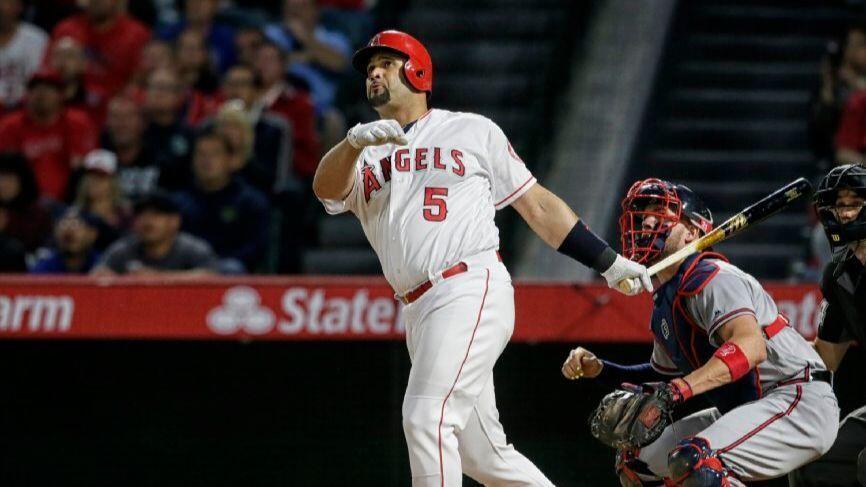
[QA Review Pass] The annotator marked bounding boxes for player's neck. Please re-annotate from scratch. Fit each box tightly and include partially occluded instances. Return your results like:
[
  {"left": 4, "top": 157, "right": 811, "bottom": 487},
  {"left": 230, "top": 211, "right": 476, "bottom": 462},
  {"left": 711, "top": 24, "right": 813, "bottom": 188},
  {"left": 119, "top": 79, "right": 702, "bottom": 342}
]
[
  {"left": 655, "top": 261, "right": 682, "bottom": 286},
  {"left": 376, "top": 102, "right": 428, "bottom": 127}
]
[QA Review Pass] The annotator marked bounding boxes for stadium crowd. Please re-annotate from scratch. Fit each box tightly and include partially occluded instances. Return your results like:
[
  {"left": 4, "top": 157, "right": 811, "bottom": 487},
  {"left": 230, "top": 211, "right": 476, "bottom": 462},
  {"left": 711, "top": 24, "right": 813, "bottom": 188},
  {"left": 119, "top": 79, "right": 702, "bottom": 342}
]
[{"left": 0, "top": 0, "right": 375, "bottom": 275}]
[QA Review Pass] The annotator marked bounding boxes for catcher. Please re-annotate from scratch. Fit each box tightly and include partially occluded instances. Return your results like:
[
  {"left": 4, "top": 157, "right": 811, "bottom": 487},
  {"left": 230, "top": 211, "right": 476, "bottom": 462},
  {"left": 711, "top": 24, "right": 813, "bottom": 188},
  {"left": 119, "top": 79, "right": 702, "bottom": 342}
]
[{"left": 562, "top": 179, "right": 840, "bottom": 486}]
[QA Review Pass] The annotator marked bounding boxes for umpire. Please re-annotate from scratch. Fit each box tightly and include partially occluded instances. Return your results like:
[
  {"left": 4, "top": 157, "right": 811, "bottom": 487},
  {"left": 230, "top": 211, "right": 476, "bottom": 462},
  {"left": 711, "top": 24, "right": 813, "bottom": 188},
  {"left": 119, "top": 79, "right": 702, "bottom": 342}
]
[{"left": 790, "top": 163, "right": 866, "bottom": 487}]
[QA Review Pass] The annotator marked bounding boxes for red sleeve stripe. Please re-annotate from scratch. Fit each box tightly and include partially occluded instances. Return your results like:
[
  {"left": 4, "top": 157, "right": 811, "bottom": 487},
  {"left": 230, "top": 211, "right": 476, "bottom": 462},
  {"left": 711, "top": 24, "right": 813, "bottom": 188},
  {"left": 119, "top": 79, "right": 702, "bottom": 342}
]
[
  {"left": 707, "top": 309, "right": 756, "bottom": 341},
  {"left": 494, "top": 176, "right": 536, "bottom": 208},
  {"left": 711, "top": 308, "right": 755, "bottom": 328}
]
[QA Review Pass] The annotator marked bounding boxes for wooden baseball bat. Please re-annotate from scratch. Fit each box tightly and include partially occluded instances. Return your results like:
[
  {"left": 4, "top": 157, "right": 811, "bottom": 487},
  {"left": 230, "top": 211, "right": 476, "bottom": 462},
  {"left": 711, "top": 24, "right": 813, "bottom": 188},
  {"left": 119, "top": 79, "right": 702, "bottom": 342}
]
[{"left": 617, "top": 177, "right": 813, "bottom": 294}]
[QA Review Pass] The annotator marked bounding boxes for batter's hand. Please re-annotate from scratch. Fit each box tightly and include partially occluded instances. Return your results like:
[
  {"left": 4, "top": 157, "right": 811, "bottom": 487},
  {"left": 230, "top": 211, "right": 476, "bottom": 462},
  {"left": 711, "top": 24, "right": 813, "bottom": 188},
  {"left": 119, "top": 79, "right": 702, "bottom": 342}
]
[
  {"left": 562, "top": 346, "right": 603, "bottom": 380},
  {"left": 601, "top": 254, "right": 653, "bottom": 295},
  {"left": 346, "top": 120, "right": 408, "bottom": 149}
]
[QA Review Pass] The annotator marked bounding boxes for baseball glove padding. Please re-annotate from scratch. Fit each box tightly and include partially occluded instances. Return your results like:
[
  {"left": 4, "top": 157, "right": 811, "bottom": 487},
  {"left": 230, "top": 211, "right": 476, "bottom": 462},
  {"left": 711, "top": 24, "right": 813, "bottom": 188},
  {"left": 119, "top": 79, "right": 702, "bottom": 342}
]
[{"left": 589, "top": 383, "right": 677, "bottom": 450}]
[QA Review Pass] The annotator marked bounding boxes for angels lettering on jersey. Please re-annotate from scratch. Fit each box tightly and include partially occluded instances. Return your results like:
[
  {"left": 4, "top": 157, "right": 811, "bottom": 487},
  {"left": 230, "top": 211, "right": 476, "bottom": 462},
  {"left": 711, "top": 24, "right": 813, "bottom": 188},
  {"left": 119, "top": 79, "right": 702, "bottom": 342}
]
[
  {"left": 320, "top": 109, "right": 535, "bottom": 295},
  {"left": 362, "top": 147, "right": 466, "bottom": 202}
]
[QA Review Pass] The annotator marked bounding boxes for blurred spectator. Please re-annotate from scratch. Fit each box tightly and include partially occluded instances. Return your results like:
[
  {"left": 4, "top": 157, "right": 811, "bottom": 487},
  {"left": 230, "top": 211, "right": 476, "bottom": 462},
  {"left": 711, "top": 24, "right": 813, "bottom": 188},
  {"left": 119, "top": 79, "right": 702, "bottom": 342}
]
[
  {"left": 813, "top": 24, "right": 866, "bottom": 166},
  {"left": 52, "top": 0, "right": 151, "bottom": 100},
  {"left": 92, "top": 190, "right": 218, "bottom": 276},
  {"left": 177, "top": 28, "right": 220, "bottom": 94},
  {"left": 158, "top": 0, "right": 236, "bottom": 74},
  {"left": 836, "top": 89, "right": 866, "bottom": 165},
  {"left": 131, "top": 39, "right": 175, "bottom": 97},
  {"left": 73, "top": 149, "right": 132, "bottom": 251},
  {"left": 0, "top": 152, "right": 52, "bottom": 252},
  {"left": 0, "top": 70, "right": 98, "bottom": 201},
  {"left": 142, "top": 67, "right": 195, "bottom": 190},
  {"left": 30, "top": 207, "right": 101, "bottom": 274},
  {"left": 220, "top": 64, "right": 291, "bottom": 192},
  {"left": 255, "top": 41, "right": 319, "bottom": 180},
  {"left": 264, "top": 0, "right": 351, "bottom": 113},
  {"left": 0, "top": 232, "right": 25, "bottom": 271},
  {"left": 213, "top": 100, "right": 261, "bottom": 186},
  {"left": 50, "top": 36, "right": 103, "bottom": 123},
  {"left": 175, "top": 130, "right": 269, "bottom": 274},
  {"left": 176, "top": 28, "right": 221, "bottom": 125},
  {"left": 234, "top": 26, "right": 265, "bottom": 67},
  {"left": 101, "top": 96, "right": 161, "bottom": 201},
  {"left": 0, "top": 0, "right": 48, "bottom": 111}
]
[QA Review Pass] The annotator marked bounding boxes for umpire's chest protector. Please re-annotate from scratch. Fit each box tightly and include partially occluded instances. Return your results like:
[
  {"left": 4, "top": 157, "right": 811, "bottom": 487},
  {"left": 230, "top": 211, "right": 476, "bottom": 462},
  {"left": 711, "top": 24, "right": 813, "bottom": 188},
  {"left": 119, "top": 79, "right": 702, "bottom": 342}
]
[{"left": 650, "top": 252, "right": 761, "bottom": 414}]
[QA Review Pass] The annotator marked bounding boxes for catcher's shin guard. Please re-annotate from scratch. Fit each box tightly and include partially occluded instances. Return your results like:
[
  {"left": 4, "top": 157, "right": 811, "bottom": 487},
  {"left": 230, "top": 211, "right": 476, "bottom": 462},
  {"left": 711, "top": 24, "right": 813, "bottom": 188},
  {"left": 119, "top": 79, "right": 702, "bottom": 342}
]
[{"left": 667, "top": 437, "right": 732, "bottom": 486}]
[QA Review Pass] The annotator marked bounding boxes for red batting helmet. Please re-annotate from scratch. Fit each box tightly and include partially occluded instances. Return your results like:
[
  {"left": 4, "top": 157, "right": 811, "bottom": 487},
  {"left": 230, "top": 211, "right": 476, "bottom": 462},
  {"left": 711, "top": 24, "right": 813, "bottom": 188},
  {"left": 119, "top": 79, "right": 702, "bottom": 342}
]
[{"left": 352, "top": 30, "right": 433, "bottom": 93}]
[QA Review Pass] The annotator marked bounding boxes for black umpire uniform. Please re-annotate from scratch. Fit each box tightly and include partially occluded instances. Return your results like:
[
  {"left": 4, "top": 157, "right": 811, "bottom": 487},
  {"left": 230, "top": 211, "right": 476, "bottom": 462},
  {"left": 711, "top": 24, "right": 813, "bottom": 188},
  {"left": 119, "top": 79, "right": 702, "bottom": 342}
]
[{"left": 790, "top": 164, "right": 866, "bottom": 487}]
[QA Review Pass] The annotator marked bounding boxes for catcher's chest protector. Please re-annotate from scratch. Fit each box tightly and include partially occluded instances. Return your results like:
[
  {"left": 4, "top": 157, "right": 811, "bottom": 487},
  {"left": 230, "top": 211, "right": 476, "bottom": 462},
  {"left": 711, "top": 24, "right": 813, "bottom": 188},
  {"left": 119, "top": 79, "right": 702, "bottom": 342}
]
[{"left": 650, "top": 252, "right": 761, "bottom": 413}]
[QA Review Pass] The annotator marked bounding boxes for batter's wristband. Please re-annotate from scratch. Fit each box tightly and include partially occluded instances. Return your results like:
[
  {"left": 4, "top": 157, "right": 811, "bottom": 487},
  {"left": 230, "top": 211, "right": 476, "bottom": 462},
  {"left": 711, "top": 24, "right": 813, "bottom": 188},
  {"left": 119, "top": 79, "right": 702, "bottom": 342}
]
[
  {"left": 557, "top": 220, "right": 616, "bottom": 272},
  {"left": 713, "top": 341, "right": 751, "bottom": 381}
]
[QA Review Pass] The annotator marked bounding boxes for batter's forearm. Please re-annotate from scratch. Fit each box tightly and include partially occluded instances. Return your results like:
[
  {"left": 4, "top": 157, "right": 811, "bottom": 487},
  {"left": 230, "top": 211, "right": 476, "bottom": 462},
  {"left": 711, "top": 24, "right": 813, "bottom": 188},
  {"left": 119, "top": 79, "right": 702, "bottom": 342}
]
[
  {"left": 513, "top": 184, "right": 578, "bottom": 248},
  {"left": 312, "top": 139, "right": 362, "bottom": 200}
]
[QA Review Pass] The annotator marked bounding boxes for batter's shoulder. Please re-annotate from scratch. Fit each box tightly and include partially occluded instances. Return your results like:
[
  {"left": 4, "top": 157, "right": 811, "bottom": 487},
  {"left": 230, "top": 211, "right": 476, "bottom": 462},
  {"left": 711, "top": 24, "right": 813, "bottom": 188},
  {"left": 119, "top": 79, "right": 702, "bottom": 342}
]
[{"left": 434, "top": 109, "right": 498, "bottom": 129}]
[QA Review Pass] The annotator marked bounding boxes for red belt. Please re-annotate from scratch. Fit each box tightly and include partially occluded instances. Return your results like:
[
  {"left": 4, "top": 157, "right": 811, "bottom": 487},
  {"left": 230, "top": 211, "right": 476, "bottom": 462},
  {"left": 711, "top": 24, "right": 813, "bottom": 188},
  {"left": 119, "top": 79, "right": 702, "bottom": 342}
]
[{"left": 398, "top": 252, "right": 502, "bottom": 305}]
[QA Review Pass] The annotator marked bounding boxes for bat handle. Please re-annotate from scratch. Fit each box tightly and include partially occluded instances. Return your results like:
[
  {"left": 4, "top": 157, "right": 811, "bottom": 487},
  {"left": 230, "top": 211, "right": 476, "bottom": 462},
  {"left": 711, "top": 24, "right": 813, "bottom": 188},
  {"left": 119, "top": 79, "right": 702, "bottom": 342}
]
[{"left": 616, "top": 278, "right": 636, "bottom": 294}]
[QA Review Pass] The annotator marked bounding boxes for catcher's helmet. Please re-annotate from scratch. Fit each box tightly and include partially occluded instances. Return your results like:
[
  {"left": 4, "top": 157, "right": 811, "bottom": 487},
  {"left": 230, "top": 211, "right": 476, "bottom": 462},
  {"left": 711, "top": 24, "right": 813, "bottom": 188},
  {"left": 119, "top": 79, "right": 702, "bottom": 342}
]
[
  {"left": 813, "top": 163, "right": 866, "bottom": 247},
  {"left": 619, "top": 178, "right": 713, "bottom": 264},
  {"left": 352, "top": 30, "right": 433, "bottom": 93}
]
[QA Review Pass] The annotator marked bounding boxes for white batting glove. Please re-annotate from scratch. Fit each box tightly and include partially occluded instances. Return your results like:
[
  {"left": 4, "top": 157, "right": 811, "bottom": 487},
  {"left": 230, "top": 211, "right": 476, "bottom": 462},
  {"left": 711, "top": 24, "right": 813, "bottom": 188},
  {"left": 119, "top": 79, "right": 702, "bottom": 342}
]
[
  {"left": 601, "top": 254, "right": 653, "bottom": 295},
  {"left": 346, "top": 120, "right": 408, "bottom": 149}
]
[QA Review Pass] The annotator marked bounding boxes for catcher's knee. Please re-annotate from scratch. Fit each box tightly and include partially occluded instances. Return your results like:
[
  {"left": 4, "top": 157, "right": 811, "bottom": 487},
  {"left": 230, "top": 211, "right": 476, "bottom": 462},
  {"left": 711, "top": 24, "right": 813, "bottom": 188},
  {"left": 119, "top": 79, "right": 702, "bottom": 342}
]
[{"left": 667, "top": 437, "right": 732, "bottom": 486}]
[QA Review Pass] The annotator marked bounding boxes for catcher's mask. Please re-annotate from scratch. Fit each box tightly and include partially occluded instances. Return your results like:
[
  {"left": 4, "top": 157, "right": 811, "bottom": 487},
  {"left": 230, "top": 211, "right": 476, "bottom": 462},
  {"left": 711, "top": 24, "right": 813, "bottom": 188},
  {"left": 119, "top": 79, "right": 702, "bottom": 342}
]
[
  {"left": 619, "top": 178, "right": 713, "bottom": 265},
  {"left": 813, "top": 163, "right": 866, "bottom": 247}
]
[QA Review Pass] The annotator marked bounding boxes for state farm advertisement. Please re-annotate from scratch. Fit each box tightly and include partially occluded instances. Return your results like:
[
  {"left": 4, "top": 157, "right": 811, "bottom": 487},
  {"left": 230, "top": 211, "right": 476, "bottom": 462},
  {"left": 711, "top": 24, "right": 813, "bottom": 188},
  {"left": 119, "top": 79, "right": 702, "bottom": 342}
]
[{"left": 0, "top": 276, "right": 823, "bottom": 342}]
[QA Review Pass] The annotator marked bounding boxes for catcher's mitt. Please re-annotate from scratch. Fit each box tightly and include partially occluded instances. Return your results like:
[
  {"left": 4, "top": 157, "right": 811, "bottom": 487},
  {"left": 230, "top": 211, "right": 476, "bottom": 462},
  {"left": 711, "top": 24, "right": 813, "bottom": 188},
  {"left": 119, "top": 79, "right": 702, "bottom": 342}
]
[{"left": 589, "top": 382, "right": 679, "bottom": 450}]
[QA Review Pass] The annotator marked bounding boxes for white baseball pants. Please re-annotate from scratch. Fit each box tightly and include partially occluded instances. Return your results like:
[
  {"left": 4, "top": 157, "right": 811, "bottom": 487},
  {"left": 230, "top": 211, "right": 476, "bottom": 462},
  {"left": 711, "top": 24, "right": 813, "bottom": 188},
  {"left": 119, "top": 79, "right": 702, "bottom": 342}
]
[{"left": 401, "top": 251, "right": 554, "bottom": 486}]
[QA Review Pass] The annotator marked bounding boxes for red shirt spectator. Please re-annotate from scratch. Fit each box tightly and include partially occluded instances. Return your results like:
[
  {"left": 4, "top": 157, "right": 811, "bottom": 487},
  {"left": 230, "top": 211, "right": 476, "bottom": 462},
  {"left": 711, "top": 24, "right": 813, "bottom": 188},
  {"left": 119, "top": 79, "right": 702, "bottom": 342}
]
[
  {"left": 0, "top": 71, "right": 97, "bottom": 200},
  {"left": 51, "top": 1, "right": 151, "bottom": 100},
  {"left": 835, "top": 90, "right": 866, "bottom": 162},
  {"left": 254, "top": 42, "right": 319, "bottom": 178},
  {"left": 262, "top": 85, "right": 318, "bottom": 177}
]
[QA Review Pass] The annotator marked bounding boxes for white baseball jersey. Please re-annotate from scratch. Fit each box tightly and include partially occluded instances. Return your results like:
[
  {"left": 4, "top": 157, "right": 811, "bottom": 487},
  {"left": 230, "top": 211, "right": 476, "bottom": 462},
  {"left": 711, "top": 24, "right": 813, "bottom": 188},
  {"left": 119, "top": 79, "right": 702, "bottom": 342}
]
[
  {"left": 321, "top": 109, "right": 535, "bottom": 294},
  {"left": 0, "top": 23, "right": 48, "bottom": 108}
]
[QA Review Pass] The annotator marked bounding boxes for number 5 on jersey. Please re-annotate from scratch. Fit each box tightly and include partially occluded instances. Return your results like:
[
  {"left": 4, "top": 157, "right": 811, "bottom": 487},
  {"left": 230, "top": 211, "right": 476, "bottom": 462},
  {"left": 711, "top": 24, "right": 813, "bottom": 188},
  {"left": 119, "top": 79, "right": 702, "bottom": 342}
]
[{"left": 423, "top": 187, "right": 448, "bottom": 221}]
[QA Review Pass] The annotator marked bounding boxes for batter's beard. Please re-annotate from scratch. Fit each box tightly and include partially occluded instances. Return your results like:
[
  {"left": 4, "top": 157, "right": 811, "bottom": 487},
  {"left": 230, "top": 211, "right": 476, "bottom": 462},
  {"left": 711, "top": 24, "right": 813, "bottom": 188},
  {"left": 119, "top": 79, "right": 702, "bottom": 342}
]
[{"left": 368, "top": 88, "right": 391, "bottom": 107}]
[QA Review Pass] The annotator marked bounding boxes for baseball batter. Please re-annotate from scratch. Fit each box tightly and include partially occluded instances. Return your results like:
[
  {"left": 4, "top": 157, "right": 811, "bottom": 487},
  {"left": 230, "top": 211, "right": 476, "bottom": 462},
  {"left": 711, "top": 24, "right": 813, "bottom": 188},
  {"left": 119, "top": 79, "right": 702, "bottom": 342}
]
[
  {"left": 562, "top": 179, "right": 839, "bottom": 486},
  {"left": 312, "top": 30, "right": 652, "bottom": 486}
]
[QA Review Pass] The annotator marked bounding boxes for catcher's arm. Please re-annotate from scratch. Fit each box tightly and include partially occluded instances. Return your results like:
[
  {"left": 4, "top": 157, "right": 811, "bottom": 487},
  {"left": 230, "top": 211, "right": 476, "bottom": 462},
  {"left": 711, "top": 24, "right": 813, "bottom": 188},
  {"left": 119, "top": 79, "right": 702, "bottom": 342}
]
[
  {"left": 561, "top": 347, "right": 672, "bottom": 386},
  {"left": 679, "top": 315, "right": 767, "bottom": 396}
]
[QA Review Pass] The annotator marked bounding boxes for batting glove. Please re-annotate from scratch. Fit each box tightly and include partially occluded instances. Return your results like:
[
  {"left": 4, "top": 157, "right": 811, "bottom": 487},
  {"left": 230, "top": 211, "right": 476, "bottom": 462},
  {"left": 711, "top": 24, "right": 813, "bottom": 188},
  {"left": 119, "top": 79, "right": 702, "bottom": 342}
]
[
  {"left": 601, "top": 254, "right": 653, "bottom": 295},
  {"left": 346, "top": 120, "right": 408, "bottom": 149}
]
